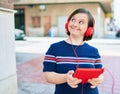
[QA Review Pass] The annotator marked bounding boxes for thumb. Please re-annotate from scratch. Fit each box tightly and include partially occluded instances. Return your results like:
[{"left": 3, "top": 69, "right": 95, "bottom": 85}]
[{"left": 68, "top": 70, "right": 74, "bottom": 75}]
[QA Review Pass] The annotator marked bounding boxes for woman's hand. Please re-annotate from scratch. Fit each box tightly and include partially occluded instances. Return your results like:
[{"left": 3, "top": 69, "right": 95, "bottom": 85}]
[
  {"left": 66, "top": 70, "right": 82, "bottom": 88},
  {"left": 88, "top": 74, "right": 104, "bottom": 88}
]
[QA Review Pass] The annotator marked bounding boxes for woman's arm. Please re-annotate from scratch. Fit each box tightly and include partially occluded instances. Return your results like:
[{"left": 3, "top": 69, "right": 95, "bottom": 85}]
[
  {"left": 44, "top": 72, "right": 67, "bottom": 84},
  {"left": 44, "top": 70, "right": 82, "bottom": 88}
]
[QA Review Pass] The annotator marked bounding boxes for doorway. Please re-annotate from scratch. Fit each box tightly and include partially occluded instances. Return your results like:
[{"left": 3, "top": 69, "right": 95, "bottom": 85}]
[
  {"left": 43, "top": 16, "right": 51, "bottom": 36},
  {"left": 15, "top": 9, "right": 25, "bottom": 33}
]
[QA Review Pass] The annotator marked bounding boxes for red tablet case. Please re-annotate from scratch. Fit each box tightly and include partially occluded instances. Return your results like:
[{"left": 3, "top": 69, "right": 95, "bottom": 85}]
[{"left": 73, "top": 68, "right": 104, "bottom": 84}]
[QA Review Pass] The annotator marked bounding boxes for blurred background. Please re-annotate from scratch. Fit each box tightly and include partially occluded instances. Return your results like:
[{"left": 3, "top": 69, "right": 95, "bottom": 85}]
[
  {"left": 14, "top": 0, "right": 118, "bottom": 38},
  {"left": 1, "top": 0, "right": 120, "bottom": 94}
]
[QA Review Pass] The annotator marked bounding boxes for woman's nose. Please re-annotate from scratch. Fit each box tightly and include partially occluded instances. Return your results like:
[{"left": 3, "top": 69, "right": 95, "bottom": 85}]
[{"left": 72, "top": 21, "right": 79, "bottom": 26}]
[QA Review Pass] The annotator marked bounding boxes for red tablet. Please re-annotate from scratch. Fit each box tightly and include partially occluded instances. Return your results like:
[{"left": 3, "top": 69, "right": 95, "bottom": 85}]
[{"left": 73, "top": 68, "right": 104, "bottom": 84}]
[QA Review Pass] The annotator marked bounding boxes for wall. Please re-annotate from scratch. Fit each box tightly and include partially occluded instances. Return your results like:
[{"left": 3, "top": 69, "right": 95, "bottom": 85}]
[
  {"left": 15, "top": 3, "right": 105, "bottom": 37},
  {"left": 0, "top": 0, "right": 18, "bottom": 94}
]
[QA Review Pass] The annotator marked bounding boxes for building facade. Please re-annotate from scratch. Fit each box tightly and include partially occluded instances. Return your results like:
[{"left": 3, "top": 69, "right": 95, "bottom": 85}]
[{"left": 14, "top": 0, "right": 113, "bottom": 38}]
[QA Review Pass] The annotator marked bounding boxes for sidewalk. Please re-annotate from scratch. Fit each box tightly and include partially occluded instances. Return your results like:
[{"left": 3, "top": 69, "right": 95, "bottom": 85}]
[
  {"left": 17, "top": 54, "right": 55, "bottom": 94},
  {"left": 24, "top": 36, "right": 120, "bottom": 44},
  {"left": 17, "top": 37, "right": 120, "bottom": 56},
  {"left": 16, "top": 37, "right": 120, "bottom": 94}
]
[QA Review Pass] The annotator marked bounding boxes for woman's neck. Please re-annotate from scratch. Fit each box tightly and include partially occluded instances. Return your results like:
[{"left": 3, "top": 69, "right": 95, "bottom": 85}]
[{"left": 67, "top": 36, "right": 85, "bottom": 45}]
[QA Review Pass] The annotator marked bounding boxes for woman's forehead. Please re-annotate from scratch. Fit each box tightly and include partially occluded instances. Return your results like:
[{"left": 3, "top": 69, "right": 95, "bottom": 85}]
[{"left": 72, "top": 13, "right": 88, "bottom": 20}]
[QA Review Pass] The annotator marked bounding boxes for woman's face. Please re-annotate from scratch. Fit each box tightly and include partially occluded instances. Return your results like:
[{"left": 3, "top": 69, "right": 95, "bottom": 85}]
[{"left": 68, "top": 13, "right": 89, "bottom": 37}]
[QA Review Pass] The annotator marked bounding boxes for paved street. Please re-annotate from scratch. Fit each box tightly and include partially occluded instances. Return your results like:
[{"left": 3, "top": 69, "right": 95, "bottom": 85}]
[{"left": 15, "top": 37, "right": 120, "bottom": 94}]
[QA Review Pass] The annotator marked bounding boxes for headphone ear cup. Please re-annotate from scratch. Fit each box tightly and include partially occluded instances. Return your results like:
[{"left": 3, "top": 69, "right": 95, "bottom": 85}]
[
  {"left": 85, "top": 27, "right": 94, "bottom": 37},
  {"left": 65, "top": 22, "right": 69, "bottom": 31}
]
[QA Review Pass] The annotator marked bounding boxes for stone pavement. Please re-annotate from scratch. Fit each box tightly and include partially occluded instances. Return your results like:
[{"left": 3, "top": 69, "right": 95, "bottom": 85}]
[
  {"left": 16, "top": 37, "right": 120, "bottom": 94},
  {"left": 17, "top": 54, "right": 55, "bottom": 94}
]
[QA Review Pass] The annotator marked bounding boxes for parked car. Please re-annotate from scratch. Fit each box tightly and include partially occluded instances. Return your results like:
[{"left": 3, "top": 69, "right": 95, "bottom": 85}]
[
  {"left": 15, "top": 29, "right": 25, "bottom": 40},
  {"left": 116, "top": 29, "right": 120, "bottom": 37}
]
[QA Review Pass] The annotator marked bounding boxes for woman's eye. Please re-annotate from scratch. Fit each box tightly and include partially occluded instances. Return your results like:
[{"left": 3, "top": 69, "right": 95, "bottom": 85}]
[
  {"left": 71, "top": 19, "right": 75, "bottom": 22},
  {"left": 79, "top": 21, "right": 84, "bottom": 25}
]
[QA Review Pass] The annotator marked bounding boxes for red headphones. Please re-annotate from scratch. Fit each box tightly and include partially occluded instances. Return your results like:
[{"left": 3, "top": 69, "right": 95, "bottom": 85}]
[
  {"left": 65, "top": 21, "right": 69, "bottom": 32},
  {"left": 85, "top": 27, "right": 94, "bottom": 37},
  {"left": 65, "top": 20, "right": 94, "bottom": 37}
]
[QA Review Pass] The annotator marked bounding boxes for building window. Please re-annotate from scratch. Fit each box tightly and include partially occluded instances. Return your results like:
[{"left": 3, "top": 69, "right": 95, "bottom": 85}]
[{"left": 31, "top": 16, "right": 40, "bottom": 27}]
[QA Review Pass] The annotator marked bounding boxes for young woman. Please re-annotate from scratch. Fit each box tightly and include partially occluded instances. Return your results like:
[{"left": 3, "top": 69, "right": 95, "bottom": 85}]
[{"left": 43, "top": 8, "right": 104, "bottom": 94}]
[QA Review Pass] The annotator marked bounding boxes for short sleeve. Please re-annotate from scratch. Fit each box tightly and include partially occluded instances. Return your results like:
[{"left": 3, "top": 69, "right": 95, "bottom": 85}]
[
  {"left": 43, "top": 44, "right": 57, "bottom": 72},
  {"left": 94, "top": 48, "right": 103, "bottom": 68}
]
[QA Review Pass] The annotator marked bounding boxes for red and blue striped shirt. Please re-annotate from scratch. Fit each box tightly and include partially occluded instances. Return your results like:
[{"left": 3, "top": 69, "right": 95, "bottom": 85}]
[{"left": 43, "top": 40, "right": 103, "bottom": 94}]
